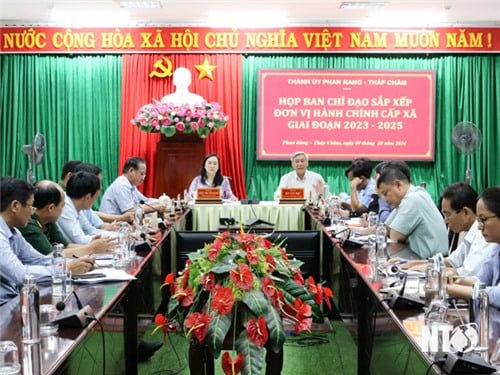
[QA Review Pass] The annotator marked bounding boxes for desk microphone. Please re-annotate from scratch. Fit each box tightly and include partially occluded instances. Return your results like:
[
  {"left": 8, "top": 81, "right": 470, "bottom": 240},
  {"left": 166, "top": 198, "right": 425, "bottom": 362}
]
[
  {"left": 241, "top": 176, "right": 260, "bottom": 205},
  {"left": 51, "top": 290, "right": 95, "bottom": 328},
  {"left": 387, "top": 272, "right": 425, "bottom": 309},
  {"left": 139, "top": 200, "right": 167, "bottom": 231}
]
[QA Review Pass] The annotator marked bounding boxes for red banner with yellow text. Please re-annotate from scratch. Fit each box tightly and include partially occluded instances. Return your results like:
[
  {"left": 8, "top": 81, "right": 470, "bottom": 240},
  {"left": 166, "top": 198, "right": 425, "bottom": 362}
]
[{"left": 1, "top": 26, "right": 499, "bottom": 54}]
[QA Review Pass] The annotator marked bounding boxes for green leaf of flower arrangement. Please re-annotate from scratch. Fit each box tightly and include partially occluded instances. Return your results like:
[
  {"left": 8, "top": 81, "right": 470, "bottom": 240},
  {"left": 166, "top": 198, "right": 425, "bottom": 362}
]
[
  {"left": 167, "top": 298, "right": 180, "bottom": 316},
  {"left": 210, "top": 261, "right": 236, "bottom": 274},
  {"left": 206, "top": 311, "right": 233, "bottom": 358},
  {"left": 161, "top": 125, "right": 176, "bottom": 137},
  {"left": 235, "top": 331, "right": 265, "bottom": 375},
  {"left": 264, "top": 306, "right": 286, "bottom": 353},
  {"left": 277, "top": 279, "right": 323, "bottom": 321},
  {"left": 197, "top": 127, "right": 211, "bottom": 138},
  {"left": 241, "top": 289, "right": 269, "bottom": 316}
]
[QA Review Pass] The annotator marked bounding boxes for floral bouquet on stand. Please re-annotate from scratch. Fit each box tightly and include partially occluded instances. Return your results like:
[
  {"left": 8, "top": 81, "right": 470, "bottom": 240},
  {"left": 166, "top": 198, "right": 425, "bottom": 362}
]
[
  {"left": 153, "top": 230, "right": 334, "bottom": 375},
  {"left": 131, "top": 101, "right": 229, "bottom": 138}
]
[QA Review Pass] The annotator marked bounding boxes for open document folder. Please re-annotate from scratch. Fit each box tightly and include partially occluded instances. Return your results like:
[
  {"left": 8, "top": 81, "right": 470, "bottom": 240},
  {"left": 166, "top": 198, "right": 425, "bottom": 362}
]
[{"left": 72, "top": 268, "right": 136, "bottom": 284}]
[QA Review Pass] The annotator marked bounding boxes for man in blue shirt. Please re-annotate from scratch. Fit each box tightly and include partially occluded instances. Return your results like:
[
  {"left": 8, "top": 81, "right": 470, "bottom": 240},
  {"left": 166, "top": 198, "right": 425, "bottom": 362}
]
[
  {"left": 99, "top": 157, "right": 165, "bottom": 216},
  {"left": 0, "top": 177, "right": 94, "bottom": 305},
  {"left": 341, "top": 158, "right": 376, "bottom": 216}
]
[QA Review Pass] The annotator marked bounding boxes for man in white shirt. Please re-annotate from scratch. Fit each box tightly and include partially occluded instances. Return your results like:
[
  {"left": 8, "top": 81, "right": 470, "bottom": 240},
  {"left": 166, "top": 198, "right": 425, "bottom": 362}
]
[
  {"left": 274, "top": 151, "right": 325, "bottom": 202},
  {"left": 57, "top": 171, "right": 116, "bottom": 245},
  {"left": 401, "top": 183, "right": 497, "bottom": 276}
]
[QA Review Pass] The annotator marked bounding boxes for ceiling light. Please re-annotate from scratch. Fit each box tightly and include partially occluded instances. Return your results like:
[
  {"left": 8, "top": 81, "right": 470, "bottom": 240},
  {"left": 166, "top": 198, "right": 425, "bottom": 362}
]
[
  {"left": 50, "top": 9, "right": 132, "bottom": 26},
  {"left": 117, "top": 0, "right": 162, "bottom": 9},
  {"left": 366, "top": 11, "right": 447, "bottom": 27},
  {"left": 208, "top": 10, "right": 287, "bottom": 28},
  {"left": 340, "top": 2, "right": 386, "bottom": 9}
]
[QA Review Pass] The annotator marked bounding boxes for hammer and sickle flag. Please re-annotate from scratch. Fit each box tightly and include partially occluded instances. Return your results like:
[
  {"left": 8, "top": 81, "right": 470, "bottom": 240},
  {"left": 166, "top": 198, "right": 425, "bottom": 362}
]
[{"left": 149, "top": 57, "right": 173, "bottom": 78}]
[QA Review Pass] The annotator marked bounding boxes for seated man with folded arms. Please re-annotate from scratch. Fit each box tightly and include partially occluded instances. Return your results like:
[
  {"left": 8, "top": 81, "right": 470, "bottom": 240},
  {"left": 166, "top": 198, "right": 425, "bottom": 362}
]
[
  {"left": 274, "top": 151, "right": 325, "bottom": 202},
  {"left": 100, "top": 156, "right": 166, "bottom": 216},
  {"left": 74, "top": 162, "right": 134, "bottom": 226},
  {"left": 57, "top": 171, "right": 117, "bottom": 245},
  {"left": 396, "top": 182, "right": 497, "bottom": 276},
  {"left": 0, "top": 177, "right": 94, "bottom": 305},
  {"left": 19, "top": 180, "right": 115, "bottom": 257},
  {"left": 341, "top": 158, "right": 376, "bottom": 216},
  {"left": 447, "top": 186, "right": 500, "bottom": 310},
  {"left": 377, "top": 167, "right": 448, "bottom": 259}
]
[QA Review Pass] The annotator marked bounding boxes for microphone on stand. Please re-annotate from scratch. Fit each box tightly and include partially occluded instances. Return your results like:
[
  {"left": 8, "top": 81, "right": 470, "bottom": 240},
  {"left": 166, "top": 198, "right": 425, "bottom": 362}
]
[
  {"left": 386, "top": 272, "right": 425, "bottom": 309},
  {"left": 241, "top": 176, "right": 260, "bottom": 205},
  {"left": 139, "top": 200, "right": 167, "bottom": 231},
  {"left": 52, "top": 290, "right": 95, "bottom": 328}
]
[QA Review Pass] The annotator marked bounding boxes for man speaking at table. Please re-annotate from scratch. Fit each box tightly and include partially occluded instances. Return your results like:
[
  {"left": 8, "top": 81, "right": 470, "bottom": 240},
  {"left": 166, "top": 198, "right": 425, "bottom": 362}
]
[
  {"left": 100, "top": 157, "right": 166, "bottom": 216},
  {"left": 274, "top": 151, "right": 325, "bottom": 202}
]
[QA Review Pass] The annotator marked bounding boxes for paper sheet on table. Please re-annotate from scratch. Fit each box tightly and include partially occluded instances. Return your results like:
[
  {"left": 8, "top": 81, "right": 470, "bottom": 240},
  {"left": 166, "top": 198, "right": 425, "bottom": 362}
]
[
  {"left": 94, "top": 254, "right": 114, "bottom": 267},
  {"left": 72, "top": 268, "right": 136, "bottom": 284}
]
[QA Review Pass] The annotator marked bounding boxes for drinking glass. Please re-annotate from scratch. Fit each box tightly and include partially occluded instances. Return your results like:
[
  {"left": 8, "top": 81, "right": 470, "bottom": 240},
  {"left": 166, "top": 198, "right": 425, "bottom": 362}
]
[
  {"left": 490, "top": 337, "right": 500, "bottom": 369},
  {"left": 0, "top": 341, "right": 21, "bottom": 375},
  {"left": 39, "top": 304, "right": 58, "bottom": 336}
]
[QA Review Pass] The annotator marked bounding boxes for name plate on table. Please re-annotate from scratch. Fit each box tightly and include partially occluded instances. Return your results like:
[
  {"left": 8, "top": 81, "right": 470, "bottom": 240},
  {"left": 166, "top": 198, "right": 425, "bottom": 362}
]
[
  {"left": 195, "top": 188, "right": 222, "bottom": 204},
  {"left": 279, "top": 188, "right": 306, "bottom": 204}
]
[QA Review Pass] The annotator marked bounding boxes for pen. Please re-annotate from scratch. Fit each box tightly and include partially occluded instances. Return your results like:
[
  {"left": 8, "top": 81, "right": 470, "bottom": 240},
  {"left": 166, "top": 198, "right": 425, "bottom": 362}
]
[{"left": 396, "top": 260, "right": 408, "bottom": 265}]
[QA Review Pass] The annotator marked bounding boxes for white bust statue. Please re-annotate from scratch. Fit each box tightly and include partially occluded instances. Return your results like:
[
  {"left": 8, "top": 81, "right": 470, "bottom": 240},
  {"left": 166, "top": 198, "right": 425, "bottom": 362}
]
[{"left": 161, "top": 67, "right": 205, "bottom": 106}]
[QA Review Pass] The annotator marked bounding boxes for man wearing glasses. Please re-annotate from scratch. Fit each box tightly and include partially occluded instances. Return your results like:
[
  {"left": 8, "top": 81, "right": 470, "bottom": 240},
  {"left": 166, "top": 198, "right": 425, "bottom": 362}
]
[
  {"left": 397, "top": 183, "right": 497, "bottom": 276},
  {"left": 447, "top": 186, "right": 500, "bottom": 310},
  {"left": 0, "top": 177, "right": 94, "bottom": 305}
]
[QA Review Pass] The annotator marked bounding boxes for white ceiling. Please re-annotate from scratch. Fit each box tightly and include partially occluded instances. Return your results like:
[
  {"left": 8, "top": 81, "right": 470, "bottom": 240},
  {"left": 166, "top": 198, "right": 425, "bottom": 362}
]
[{"left": 0, "top": 0, "right": 499, "bottom": 27}]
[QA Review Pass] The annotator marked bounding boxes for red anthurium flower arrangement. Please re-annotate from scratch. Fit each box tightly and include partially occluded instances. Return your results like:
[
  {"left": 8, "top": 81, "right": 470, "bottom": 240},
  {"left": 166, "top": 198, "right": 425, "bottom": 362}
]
[{"left": 154, "top": 230, "right": 334, "bottom": 375}]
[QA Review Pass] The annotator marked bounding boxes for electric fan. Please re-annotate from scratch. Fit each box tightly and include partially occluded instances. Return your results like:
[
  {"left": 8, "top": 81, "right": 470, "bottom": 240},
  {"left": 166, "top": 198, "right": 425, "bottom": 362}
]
[
  {"left": 22, "top": 133, "right": 46, "bottom": 184},
  {"left": 451, "top": 122, "right": 482, "bottom": 185}
]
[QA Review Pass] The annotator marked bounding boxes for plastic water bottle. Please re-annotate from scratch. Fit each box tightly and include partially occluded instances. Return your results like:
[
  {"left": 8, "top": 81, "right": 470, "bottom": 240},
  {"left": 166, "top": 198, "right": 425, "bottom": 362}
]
[
  {"left": 437, "top": 254, "right": 447, "bottom": 300},
  {"left": 424, "top": 259, "right": 440, "bottom": 306},
  {"left": 21, "top": 274, "right": 40, "bottom": 344},
  {"left": 375, "top": 223, "right": 388, "bottom": 265},
  {"left": 134, "top": 201, "right": 144, "bottom": 228},
  {"left": 472, "top": 282, "right": 489, "bottom": 361},
  {"left": 52, "top": 243, "right": 67, "bottom": 299}
]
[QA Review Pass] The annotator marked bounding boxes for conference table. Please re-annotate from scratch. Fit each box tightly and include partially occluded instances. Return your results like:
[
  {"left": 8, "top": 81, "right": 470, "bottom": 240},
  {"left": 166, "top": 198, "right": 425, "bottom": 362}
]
[
  {"left": 189, "top": 201, "right": 306, "bottom": 231},
  {"left": 0, "top": 214, "right": 186, "bottom": 375},
  {"left": 307, "top": 209, "right": 499, "bottom": 375}
]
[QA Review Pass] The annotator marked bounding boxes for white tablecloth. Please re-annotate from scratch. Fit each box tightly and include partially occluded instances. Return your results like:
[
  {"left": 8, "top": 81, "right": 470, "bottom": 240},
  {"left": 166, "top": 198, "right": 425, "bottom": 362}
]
[{"left": 190, "top": 201, "right": 305, "bottom": 231}]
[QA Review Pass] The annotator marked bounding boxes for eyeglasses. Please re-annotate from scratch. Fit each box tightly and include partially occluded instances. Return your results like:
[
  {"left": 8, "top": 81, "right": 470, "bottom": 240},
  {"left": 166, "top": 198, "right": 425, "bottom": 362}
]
[
  {"left": 22, "top": 202, "right": 37, "bottom": 213},
  {"left": 477, "top": 215, "right": 497, "bottom": 226}
]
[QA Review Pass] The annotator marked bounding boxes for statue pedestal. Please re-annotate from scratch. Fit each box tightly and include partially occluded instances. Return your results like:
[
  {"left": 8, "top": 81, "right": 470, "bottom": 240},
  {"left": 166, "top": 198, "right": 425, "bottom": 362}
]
[{"left": 154, "top": 133, "right": 205, "bottom": 198}]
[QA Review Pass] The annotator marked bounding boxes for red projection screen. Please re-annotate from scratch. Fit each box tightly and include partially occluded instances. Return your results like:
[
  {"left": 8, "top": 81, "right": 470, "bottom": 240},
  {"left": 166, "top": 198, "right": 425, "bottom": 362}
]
[{"left": 257, "top": 69, "right": 435, "bottom": 161}]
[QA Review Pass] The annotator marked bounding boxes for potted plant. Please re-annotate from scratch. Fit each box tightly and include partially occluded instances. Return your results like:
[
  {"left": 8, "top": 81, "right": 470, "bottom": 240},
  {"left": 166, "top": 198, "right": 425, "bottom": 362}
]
[
  {"left": 131, "top": 101, "right": 229, "bottom": 138},
  {"left": 153, "top": 230, "right": 334, "bottom": 375}
]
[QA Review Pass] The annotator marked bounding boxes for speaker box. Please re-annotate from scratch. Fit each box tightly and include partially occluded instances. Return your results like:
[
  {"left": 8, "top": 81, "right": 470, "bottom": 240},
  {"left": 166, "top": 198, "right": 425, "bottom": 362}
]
[
  {"left": 50, "top": 305, "right": 94, "bottom": 328},
  {"left": 436, "top": 351, "right": 496, "bottom": 374}
]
